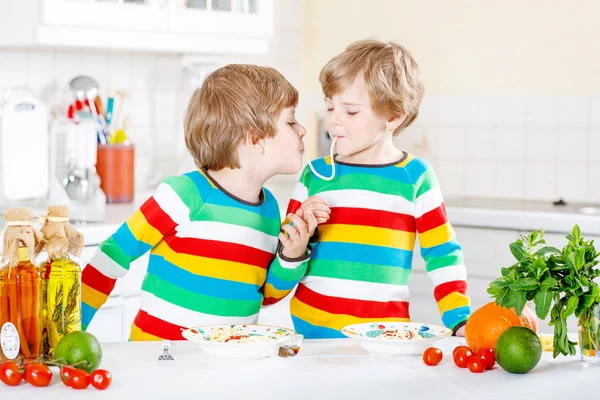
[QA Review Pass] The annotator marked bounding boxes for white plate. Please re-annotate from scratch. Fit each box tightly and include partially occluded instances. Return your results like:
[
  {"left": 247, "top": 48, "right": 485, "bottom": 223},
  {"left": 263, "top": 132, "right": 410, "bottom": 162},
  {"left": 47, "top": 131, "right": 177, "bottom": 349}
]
[
  {"left": 341, "top": 322, "right": 452, "bottom": 356},
  {"left": 181, "top": 324, "right": 296, "bottom": 360}
]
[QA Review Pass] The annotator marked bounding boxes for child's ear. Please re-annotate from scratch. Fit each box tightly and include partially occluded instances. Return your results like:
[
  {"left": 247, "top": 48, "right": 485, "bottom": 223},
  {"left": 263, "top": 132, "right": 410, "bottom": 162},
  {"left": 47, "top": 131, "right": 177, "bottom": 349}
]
[
  {"left": 386, "top": 114, "right": 406, "bottom": 132},
  {"left": 245, "top": 129, "right": 265, "bottom": 154}
]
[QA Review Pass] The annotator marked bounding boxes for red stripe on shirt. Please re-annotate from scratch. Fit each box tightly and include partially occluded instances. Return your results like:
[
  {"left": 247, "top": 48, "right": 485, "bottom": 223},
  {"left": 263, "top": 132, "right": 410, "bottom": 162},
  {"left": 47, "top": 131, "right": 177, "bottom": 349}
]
[
  {"left": 295, "top": 284, "right": 410, "bottom": 319},
  {"left": 81, "top": 265, "right": 117, "bottom": 296},
  {"left": 140, "top": 197, "right": 177, "bottom": 235},
  {"left": 167, "top": 237, "right": 274, "bottom": 268},
  {"left": 134, "top": 310, "right": 186, "bottom": 340},
  {"left": 326, "top": 207, "right": 416, "bottom": 231},
  {"left": 287, "top": 199, "right": 302, "bottom": 215},
  {"left": 434, "top": 280, "right": 468, "bottom": 302},
  {"left": 416, "top": 204, "right": 448, "bottom": 233}
]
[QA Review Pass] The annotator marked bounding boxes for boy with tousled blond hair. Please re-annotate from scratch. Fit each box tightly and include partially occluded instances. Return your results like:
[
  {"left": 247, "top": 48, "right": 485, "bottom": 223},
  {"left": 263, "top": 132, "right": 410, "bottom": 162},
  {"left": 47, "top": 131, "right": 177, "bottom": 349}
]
[
  {"left": 81, "top": 64, "right": 324, "bottom": 340},
  {"left": 290, "top": 39, "right": 471, "bottom": 338}
]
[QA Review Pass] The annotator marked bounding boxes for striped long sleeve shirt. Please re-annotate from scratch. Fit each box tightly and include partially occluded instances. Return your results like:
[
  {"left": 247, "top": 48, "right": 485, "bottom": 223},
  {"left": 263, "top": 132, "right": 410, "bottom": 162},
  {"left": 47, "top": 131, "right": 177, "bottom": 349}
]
[
  {"left": 81, "top": 169, "right": 310, "bottom": 341},
  {"left": 286, "top": 153, "right": 471, "bottom": 339}
]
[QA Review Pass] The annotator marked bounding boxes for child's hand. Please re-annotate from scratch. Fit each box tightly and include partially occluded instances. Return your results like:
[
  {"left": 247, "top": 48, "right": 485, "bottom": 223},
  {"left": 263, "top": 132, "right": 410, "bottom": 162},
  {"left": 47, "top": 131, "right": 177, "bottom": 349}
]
[
  {"left": 454, "top": 325, "right": 465, "bottom": 337},
  {"left": 300, "top": 196, "right": 330, "bottom": 225},
  {"left": 279, "top": 208, "right": 317, "bottom": 259}
]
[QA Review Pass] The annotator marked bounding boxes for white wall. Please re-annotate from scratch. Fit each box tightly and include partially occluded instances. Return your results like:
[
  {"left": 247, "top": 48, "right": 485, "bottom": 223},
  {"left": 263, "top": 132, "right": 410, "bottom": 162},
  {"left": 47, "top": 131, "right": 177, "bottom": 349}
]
[
  {"left": 301, "top": 0, "right": 600, "bottom": 203},
  {"left": 0, "top": 0, "right": 303, "bottom": 207}
]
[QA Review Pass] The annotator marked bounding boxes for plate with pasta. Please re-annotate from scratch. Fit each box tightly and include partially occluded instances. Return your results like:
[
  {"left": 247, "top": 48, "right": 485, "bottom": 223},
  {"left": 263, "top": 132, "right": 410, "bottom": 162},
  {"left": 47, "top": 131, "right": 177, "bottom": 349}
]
[
  {"left": 181, "top": 324, "right": 296, "bottom": 359},
  {"left": 341, "top": 322, "right": 452, "bottom": 356}
]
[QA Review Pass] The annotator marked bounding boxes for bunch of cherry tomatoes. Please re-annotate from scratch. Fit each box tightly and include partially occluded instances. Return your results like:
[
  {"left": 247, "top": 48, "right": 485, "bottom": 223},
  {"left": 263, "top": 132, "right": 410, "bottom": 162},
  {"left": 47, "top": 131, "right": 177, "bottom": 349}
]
[
  {"left": 0, "top": 360, "right": 112, "bottom": 390},
  {"left": 422, "top": 345, "right": 495, "bottom": 373}
]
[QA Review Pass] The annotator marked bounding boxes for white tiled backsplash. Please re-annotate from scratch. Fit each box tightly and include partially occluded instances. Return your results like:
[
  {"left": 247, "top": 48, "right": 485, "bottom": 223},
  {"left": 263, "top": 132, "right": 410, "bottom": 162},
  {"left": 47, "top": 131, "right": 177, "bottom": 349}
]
[
  {"left": 0, "top": 0, "right": 302, "bottom": 204},
  {"left": 396, "top": 95, "right": 600, "bottom": 203}
]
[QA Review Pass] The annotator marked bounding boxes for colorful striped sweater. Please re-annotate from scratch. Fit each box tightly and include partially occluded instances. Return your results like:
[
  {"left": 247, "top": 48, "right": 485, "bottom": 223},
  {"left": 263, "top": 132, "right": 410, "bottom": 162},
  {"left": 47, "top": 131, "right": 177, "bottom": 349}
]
[
  {"left": 286, "top": 153, "right": 471, "bottom": 339},
  {"left": 81, "top": 169, "right": 310, "bottom": 341}
]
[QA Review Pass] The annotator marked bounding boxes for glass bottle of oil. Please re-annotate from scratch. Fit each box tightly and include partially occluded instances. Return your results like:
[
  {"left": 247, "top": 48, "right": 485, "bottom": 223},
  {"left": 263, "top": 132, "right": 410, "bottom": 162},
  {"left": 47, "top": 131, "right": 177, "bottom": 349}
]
[
  {"left": 0, "top": 208, "right": 42, "bottom": 362},
  {"left": 38, "top": 206, "right": 83, "bottom": 359}
]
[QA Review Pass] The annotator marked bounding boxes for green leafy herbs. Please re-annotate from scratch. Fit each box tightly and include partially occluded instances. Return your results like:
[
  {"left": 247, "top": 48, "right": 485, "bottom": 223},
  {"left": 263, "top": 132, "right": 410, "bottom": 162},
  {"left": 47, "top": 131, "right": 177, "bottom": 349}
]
[{"left": 487, "top": 225, "right": 600, "bottom": 358}]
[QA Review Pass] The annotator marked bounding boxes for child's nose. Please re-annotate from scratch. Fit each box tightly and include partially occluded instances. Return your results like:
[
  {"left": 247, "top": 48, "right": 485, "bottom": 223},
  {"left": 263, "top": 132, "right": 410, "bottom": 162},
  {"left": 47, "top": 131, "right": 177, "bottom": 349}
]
[{"left": 297, "top": 124, "right": 307, "bottom": 138}]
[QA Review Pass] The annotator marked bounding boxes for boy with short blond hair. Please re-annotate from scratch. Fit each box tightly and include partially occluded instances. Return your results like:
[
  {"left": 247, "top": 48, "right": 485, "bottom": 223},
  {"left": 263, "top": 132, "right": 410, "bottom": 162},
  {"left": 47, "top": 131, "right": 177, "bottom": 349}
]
[
  {"left": 82, "top": 64, "right": 318, "bottom": 340},
  {"left": 290, "top": 40, "right": 471, "bottom": 338}
]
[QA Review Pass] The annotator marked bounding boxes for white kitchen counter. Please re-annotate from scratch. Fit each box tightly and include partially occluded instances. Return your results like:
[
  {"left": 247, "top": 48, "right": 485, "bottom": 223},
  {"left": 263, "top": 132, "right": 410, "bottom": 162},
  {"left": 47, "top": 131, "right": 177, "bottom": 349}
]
[
  {"left": 445, "top": 197, "right": 600, "bottom": 236},
  {"left": 4, "top": 337, "right": 597, "bottom": 399}
]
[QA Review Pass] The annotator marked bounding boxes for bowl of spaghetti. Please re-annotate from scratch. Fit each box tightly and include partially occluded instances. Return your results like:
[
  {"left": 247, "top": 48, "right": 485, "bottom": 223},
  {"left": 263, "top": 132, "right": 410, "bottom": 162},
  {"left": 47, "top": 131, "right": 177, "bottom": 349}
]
[
  {"left": 181, "top": 324, "right": 296, "bottom": 359},
  {"left": 340, "top": 322, "right": 452, "bottom": 356}
]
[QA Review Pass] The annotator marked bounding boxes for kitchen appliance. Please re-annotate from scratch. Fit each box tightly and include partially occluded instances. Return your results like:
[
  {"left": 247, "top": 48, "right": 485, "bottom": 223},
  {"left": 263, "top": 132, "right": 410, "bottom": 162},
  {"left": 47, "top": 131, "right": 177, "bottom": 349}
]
[
  {"left": 0, "top": 87, "right": 49, "bottom": 207},
  {"left": 49, "top": 117, "right": 106, "bottom": 222}
]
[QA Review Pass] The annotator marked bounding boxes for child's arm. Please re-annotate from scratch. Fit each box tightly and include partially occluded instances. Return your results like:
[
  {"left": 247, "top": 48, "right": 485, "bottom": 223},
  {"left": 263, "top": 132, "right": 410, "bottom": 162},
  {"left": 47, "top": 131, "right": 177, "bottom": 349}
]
[
  {"left": 414, "top": 166, "right": 471, "bottom": 335},
  {"left": 81, "top": 176, "right": 200, "bottom": 330},
  {"left": 262, "top": 208, "right": 316, "bottom": 306},
  {"left": 286, "top": 165, "right": 330, "bottom": 240}
]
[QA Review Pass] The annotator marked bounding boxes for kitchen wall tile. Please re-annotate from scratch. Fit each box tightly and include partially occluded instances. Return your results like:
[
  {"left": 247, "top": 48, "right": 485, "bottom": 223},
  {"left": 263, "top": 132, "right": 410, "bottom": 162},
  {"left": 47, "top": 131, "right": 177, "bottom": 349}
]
[
  {"left": 418, "top": 94, "right": 439, "bottom": 125},
  {"left": 557, "top": 163, "right": 588, "bottom": 202},
  {"left": 589, "top": 129, "right": 600, "bottom": 163},
  {"left": 466, "top": 127, "right": 493, "bottom": 160},
  {"left": 107, "top": 52, "right": 133, "bottom": 91},
  {"left": 494, "top": 162, "right": 525, "bottom": 199},
  {"left": 26, "top": 50, "right": 54, "bottom": 91},
  {"left": 493, "top": 126, "right": 526, "bottom": 161},
  {"left": 467, "top": 95, "right": 494, "bottom": 126},
  {"left": 494, "top": 96, "right": 525, "bottom": 125},
  {"left": 524, "top": 162, "right": 556, "bottom": 200},
  {"left": 525, "top": 95, "right": 559, "bottom": 126},
  {"left": 558, "top": 95, "right": 589, "bottom": 128},
  {"left": 525, "top": 126, "right": 557, "bottom": 162},
  {"left": 437, "top": 126, "right": 466, "bottom": 160},
  {"left": 591, "top": 96, "right": 600, "bottom": 128},
  {"left": 558, "top": 128, "right": 588, "bottom": 163},
  {"left": 0, "top": 50, "right": 28, "bottom": 89},
  {"left": 465, "top": 160, "right": 495, "bottom": 197},
  {"left": 436, "top": 160, "right": 466, "bottom": 198},
  {"left": 439, "top": 95, "right": 468, "bottom": 125},
  {"left": 52, "top": 50, "right": 83, "bottom": 89},
  {"left": 588, "top": 164, "right": 600, "bottom": 202}
]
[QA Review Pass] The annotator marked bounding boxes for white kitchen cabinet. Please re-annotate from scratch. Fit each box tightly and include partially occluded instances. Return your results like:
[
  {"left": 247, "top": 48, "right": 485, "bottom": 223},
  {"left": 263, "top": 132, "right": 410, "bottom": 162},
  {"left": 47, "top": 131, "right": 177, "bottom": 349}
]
[
  {"left": 168, "top": 0, "right": 272, "bottom": 38},
  {"left": 0, "top": 0, "right": 273, "bottom": 54},
  {"left": 43, "top": 0, "right": 168, "bottom": 32}
]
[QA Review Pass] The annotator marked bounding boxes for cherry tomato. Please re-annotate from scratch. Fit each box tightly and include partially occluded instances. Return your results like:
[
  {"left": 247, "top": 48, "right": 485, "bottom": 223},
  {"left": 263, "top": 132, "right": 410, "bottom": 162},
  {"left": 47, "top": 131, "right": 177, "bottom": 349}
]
[
  {"left": 467, "top": 356, "right": 486, "bottom": 373},
  {"left": 422, "top": 347, "right": 443, "bottom": 366},
  {"left": 452, "top": 345, "right": 472, "bottom": 358},
  {"left": 60, "top": 366, "right": 77, "bottom": 387},
  {"left": 475, "top": 347, "right": 496, "bottom": 370},
  {"left": 69, "top": 369, "right": 90, "bottom": 390},
  {"left": 0, "top": 361, "right": 24, "bottom": 386},
  {"left": 454, "top": 346, "right": 473, "bottom": 359},
  {"left": 453, "top": 353, "right": 469, "bottom": 368},
  {"left": 90, "top": 369, "right": 112, "bottom": 390},
  {"left": 24, "top": 363, "right": 52, "bottom": 387}
]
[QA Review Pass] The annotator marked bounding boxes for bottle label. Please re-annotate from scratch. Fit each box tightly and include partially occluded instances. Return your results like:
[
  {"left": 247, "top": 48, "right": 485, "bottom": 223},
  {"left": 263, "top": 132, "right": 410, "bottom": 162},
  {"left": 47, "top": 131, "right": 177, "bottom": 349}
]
[{"left": 1, "top": 322, "right": 20, "bottom": 360}]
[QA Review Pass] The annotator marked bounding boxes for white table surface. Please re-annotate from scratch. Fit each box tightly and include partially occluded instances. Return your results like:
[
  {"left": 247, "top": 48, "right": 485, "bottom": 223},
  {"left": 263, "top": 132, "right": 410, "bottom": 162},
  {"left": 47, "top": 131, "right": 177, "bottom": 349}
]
[{"left": 4, "top": 337, "right": 597, "bottom": 400}]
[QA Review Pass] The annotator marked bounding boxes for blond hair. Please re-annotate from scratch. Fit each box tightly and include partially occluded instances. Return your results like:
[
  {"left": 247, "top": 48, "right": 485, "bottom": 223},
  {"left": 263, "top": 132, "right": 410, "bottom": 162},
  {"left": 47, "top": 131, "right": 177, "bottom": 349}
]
[
  {"left": 319, "top": 39, "right": 424, "bottom": 134},
  {"left": 184, "top": 64, "right": 299, "bottom": 170}
]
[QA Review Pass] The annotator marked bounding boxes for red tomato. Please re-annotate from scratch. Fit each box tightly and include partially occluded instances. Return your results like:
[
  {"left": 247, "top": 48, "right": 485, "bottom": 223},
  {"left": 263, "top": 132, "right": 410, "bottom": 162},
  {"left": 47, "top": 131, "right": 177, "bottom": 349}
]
[
  {"left": 0, "top": 361, "right": 24, "bottom": 386},
  {"left": 24, "top": 363, "right": 52, "bottom": 387},
  {"left": 475, "top": 347, "right": 496, "bottom": 370},
  {"left": 422, "top": 347, "right": 443, "bottom": 366},
  {"left": 90, "top": 369, "right": 112, "bottom": 390},
  {"left": 452, "top": 345, "right": 472, "bottom": 358},
  {"left": 69, "top": 369, "right": 90, "bottom": 390},
  {"left": 467, "top": 356, "right": 486, "bottom": 373},
  {"left": 453, "top": 353, "right": 469, "bottom": 368},
  {"left": 60, "top": 366, "right": 77, "bottom": 387}
]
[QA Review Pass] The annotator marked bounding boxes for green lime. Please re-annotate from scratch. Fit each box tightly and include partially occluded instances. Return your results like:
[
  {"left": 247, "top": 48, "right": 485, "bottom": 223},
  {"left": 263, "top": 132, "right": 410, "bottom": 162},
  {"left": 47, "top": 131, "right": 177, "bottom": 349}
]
[
  {"left": 54, "top": 331, "right": 103, "bottom": 373},
  {"left": 496, "top": 326, "right": 542, "bottom": 374}
]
